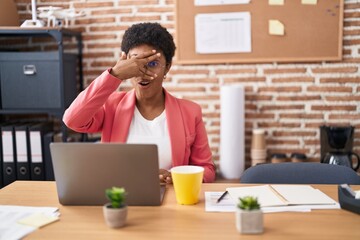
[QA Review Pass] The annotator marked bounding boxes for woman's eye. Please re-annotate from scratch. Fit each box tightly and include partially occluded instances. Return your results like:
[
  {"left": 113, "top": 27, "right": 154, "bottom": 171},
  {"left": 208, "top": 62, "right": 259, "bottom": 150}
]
[{"left": 147, "top": 61, "right": 158, "bottom": 68}]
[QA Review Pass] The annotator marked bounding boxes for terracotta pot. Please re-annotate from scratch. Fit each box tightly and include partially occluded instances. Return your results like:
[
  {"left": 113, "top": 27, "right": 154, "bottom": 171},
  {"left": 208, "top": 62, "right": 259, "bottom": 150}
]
[
  {"left": 235, "top": 208, "right": 263, "bottom": 234},
  {"left": 103, "top": 203, "right": 128, "bottom": 228}
]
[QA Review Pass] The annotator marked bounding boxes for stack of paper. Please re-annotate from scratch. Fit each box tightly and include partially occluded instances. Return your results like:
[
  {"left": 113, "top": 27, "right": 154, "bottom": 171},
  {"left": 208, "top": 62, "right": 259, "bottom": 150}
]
[
  {"left": 0, "top": 205, "right": 59, "bottom": 240},
  {"left": 205, "top": 185, "right": 340, "bottom": 213}
]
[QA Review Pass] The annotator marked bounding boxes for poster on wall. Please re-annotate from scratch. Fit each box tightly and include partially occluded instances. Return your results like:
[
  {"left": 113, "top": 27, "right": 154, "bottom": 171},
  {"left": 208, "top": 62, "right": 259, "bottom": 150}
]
[{"left": 195, "top": 12, "right": 251, "bottom": 54}]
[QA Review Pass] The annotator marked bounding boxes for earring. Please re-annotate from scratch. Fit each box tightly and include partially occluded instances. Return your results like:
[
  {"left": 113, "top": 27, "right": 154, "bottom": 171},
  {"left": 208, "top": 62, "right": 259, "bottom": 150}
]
[{"left": 163, "top": 75, "right": 167, "bottom": 80}]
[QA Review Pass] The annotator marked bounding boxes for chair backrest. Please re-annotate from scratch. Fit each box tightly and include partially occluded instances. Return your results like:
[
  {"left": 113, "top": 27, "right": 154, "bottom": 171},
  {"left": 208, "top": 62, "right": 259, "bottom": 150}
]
[{"left": 240, "top": 162, "right": 360, "bottom": 184}]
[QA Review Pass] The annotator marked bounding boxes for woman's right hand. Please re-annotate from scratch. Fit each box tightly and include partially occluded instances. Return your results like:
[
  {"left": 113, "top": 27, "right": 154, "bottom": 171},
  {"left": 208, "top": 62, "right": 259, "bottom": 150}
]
[{"left": 110, "top": 50, "right": 161, "bottom": 80}]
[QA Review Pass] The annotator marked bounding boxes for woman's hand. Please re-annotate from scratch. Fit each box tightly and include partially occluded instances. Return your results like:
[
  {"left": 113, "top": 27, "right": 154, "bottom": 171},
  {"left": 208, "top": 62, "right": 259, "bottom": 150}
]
[
  {"left": 159, "top": 169, "right": 172, "bottom": 184},
  {"left": 110, "top": 50, "right": 161, "bottom": 80}
]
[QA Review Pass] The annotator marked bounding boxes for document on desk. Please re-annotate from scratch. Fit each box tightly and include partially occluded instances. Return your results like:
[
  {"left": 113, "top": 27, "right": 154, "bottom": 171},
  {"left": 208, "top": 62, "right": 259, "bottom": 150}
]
[
  {"left": 205, "top": 192, "right": 311, "bottom": 213},
  {"left": 0, "top": 205, "right": 59, "bottom": 240},
  {"left": 226, "top": 185, "right": 340, "bottom": 209}
]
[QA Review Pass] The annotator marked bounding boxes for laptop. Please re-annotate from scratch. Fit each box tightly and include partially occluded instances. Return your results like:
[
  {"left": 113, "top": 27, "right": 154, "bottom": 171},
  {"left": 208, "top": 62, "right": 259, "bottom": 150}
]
[{"left": 50, "top": 142, "right": 165, "bottom": 206}]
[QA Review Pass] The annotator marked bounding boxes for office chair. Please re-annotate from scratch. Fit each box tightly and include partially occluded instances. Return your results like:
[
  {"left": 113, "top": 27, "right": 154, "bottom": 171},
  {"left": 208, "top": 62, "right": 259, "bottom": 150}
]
[{"left": 240, "top": 162, "right": 360, "bottom": 184}]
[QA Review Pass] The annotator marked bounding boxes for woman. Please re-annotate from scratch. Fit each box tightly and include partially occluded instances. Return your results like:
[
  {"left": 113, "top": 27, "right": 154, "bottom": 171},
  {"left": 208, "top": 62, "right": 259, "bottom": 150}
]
[{"left": 63, "top": 22, "right": 216, "bottom": 183}]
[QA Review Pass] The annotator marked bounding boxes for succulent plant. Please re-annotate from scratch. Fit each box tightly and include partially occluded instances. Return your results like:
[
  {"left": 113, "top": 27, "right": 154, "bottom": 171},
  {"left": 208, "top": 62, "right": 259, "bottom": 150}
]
[
  {"left": 237, "top": 196, "right": 261, "bottom": 211},
  {"left": 105, "top": 187, "right": 127, "bottom": 208}
]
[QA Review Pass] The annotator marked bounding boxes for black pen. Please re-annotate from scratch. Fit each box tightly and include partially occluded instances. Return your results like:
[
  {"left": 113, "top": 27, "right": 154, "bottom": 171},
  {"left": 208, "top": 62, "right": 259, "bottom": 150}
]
[{"left": 216, "top": 191, "right": 228, "bottom": 203}]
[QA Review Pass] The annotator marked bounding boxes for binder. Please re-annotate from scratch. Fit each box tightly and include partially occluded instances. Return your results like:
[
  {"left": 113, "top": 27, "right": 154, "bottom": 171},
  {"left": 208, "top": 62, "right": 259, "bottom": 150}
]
[
  {"left": 14, "top": 124, "right": 31, "bottom": 180},
  {"left": 28, "top": 122, "right": 53, "bottom": 180},
  {"left": 1, "top": 125, "right": 17, "bottom": 186},
  {"left": 43, "top": 132, "right": 55, "bottom": 181}
]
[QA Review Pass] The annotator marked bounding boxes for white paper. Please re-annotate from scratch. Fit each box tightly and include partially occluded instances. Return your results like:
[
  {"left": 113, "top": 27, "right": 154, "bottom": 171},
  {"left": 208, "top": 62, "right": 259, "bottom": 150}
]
[
  {"left": 195, "top": 0, "right": 250, "bottom": 6},
  {"left": 271, "top": 185, "right": 338, "bottom": 205},
  {"left": 227, "top": 185, "right": 286, "bottom": 207},
  {"left": 195, "top": 12, "right": 251, "bottom": 54},
  {"left": 226, "top": 185, "right": 339, "bottom": 209},
  {"left": 220, "top": 85, "right": 245, "bottom": 179},
  {"left": 0, "top": 205, "right": 59, "bottom": 240},
  {"left": 205, "top": 192, "right": 313, "bottom": 213},
  {"left": 205, "top": 192, "right": 236, "bottom": 212}
]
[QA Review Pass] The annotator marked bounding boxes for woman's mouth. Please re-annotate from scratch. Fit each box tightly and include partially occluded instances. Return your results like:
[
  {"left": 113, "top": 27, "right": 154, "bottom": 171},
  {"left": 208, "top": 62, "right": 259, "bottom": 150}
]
[{"left": 138, "top": 80, "right": 150, "bottom": 86}]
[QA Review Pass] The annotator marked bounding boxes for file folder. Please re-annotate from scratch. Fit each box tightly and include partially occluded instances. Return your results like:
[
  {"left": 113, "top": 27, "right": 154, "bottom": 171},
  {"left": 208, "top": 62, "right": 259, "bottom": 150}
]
[
  {"left": 29, "top": 122, "right": 53, "bottom": 181},
  {"left": 1, "top": 125, "right": 17, "bottom": 186},
  {"left": 15, "top": 125, "right": 31, "bottom": 180},
  {"left": 43, "top": 132, "right": 55, "bottom": 181}
]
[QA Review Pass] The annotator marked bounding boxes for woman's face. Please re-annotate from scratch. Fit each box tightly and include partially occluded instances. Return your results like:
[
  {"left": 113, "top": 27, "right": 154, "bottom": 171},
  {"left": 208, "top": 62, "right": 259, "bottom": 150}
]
[{"left": 128, "top": 44, "right": 170, "bottom": 101}]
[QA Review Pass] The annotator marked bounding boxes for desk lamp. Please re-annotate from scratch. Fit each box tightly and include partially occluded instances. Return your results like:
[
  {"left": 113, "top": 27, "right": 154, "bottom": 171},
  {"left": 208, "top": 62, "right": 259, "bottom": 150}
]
[{"left": 21, "top": 0, "right": 44, "bottom": 27}]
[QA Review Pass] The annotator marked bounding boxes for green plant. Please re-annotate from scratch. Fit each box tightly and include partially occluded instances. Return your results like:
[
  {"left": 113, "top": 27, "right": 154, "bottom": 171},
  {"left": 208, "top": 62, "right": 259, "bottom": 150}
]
[
  {"left": 105, "top": 187, "right": 127, "bottom": 208},
  {"left": 237, "top": 196, "right": 260, "bottom": 211}
]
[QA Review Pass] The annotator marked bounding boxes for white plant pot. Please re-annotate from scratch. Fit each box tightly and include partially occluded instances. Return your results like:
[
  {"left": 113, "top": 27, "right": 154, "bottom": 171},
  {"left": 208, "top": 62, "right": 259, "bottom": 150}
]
[
  {"left": 103, "top": 203, "right": 128, "bottom": 228},
  {"left": 235, "top": 208, "right": 263, "bottom": 234}
]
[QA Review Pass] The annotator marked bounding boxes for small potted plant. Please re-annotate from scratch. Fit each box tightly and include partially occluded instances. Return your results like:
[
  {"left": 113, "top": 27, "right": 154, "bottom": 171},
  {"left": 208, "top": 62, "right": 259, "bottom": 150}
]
[
  {"left": 235, "top": 196, "right": 263, "bottom": 234},
  {"left": 103, "top": 187, "right": 128, "bottom": 228}
]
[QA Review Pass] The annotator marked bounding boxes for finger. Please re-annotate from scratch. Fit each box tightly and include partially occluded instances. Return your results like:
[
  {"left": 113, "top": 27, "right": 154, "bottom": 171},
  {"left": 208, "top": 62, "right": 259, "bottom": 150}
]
[
  {"left": 139, "top": 68, "right": 157, "bottom": 80},
  {"left": 144, "top": 53, "right": 161, "bottom": 63},
  {"left": 165, "top": 177, "right": 172, "bottom": 184},
  {"left": 135, "top": 49, "right": 158, "bottom": 59},
  {"left": 120, "top": 51, "right": 127, "bottom": 60}
]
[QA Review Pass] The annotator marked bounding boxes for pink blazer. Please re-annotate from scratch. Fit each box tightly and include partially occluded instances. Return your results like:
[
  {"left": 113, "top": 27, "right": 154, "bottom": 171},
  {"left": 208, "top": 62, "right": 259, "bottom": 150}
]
[{"left": 63, "top": 70, "right": 216, "bottom": 183}]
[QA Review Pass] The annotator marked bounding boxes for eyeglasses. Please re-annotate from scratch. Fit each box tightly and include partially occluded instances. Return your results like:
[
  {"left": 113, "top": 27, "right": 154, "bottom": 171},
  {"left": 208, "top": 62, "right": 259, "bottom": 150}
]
[{"left": 146, "top": 61, "right": 166, "bottom": 70}]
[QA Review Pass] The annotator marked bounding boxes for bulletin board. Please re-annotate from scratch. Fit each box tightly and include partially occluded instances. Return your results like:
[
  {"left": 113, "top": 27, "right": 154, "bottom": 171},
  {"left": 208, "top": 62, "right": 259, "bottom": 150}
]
[{"left": 175, "top": 0, "right": 343, "bottom": 64}]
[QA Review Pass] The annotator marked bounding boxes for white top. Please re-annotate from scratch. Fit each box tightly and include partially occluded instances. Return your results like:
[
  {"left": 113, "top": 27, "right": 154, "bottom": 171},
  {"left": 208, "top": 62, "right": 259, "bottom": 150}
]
[{"left": 126, "top": 107, "right": 172, "bottom": 170}]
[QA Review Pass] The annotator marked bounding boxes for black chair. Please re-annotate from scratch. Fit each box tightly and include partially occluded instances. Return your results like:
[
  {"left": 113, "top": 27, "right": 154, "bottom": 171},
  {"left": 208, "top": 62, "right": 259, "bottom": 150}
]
[{"left": 240, "top": 162, "right": 360, "bottom": 185}]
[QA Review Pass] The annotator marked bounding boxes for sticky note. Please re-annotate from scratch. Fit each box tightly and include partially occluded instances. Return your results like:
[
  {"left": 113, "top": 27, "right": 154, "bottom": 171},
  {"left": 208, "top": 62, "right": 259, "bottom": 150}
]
[
  {"left": 17, "top": 213, "right": 59, "bottom": 228},
  {"left": 302, "top": 0, "right": 317, "bottom": 5},
  {"left": 269, "top": 20, "right": 285, "bottom": 36},
  {"left": 269, "top": 0, "right": 284, "bottom": 5}
]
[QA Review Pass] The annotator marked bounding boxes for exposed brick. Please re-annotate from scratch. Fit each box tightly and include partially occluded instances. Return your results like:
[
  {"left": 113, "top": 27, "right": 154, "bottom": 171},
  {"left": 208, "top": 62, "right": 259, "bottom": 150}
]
[
  {"left": 246, "top": 95, "right": 273, "bottom": 101},
  {"left": 87, "top": 43, "right": 121, "bottom": 49},
  {"left": 224, "top": 77, "right": 266, "bottom": 83},
  {"left": 263, "top": 68, "right": 306, "bottom": 74},
  {"left": 177, "top": 78, "right": 218, "bottom": 84},
  {"left": 344, "top": 29, "right": 360, "bottom": 36},
  {"left": 76, "top": 17, "right": 116, "bottom": 25},
  {"left": 89, "top": 26, "right": 130, "bottom": 32},
  {"left": 276, "top": 95, "right": 321, "bottom": 101},
  {"left": 258, "top": 122, "right": 301, "bottom": 128},
  {"left": 312, "top": 67, "right": 358, "bottom": 73},
  {"left": 279, "top": 113, "right": 323, "bottom": 119},
  {"left": 304, "top": 122, "right": 327, "bottom": 128},
  {"left": 307, "top": 86, "right": 353, "bottom": 93},
  {"left": 344, "top": 12, "right": 360, "bottom": 18},
  {"left": 82, "top": 34, "right": 117, "bottom": 41},
  {"left": 311, "top": 105, "right": 357, "bottom": 111},
  {"left": 215, "top": 69, "right": 257, "bottom": 74},
  {"left": 121, "top": 16, "right": 161, "bottom": 22},
  {"left": 267, "top": 139, "right": 300, "bottom": 145},
  {"left": 73, "top": 2, "right": 114, "bottom": 8},
  {"left": 119, "top": 0, "right": 159, "bottom": 5},
  {"left": 329, "top": 114, "right": 360, "bottom": 120},
  {"left": 258, "top": 86, "right": 302, "bottom": 92},
  {"left": 273, "top": 131, "right": 317, "bottom": 137},
  {"left": 260, "top": 105, "right": 305, "bottom": 111},
  {"left": 165, "top": 87, "right": 206, "bottom": 92},
  {"left": 223, "top": 77, "right": 266, "bottom": 83},
  {"left": 83, "top": 52, "right": 115, "bottom": 58},
  {"left": 137, "top": 7, "right": 174, "bottom": 13},
  {"left": 168, "top": 69, "right": 209, "bottom": 75},
  {"left": 345, "top": 2, "right": 360, "bottom": 10},
  {"left": 326, "top": 96, "right": 360, "bottom": 101},
  {"left": 320, "top": 77, "right": 360, "bottom": 83},
  {"left": 344, "top": 20, "right": 360, "bottom": 27},
  {"left": 272, "top": 77, "right": 314, "bottom": 83},
  {"left": 343, "top": 39, "right": 360, "bottom": 46},
  {"left": 245, "top": 113, "right": 275, "bottom": 119},
  {"left": 91, "top": 8, "right": 132, "bottom": 15}
]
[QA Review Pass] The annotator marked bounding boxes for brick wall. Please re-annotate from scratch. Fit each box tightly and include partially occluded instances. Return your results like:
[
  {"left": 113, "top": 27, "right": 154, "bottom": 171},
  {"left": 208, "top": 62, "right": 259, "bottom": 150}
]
[{"left": 15, "top": 0, "right": 360, "bottom": 171}]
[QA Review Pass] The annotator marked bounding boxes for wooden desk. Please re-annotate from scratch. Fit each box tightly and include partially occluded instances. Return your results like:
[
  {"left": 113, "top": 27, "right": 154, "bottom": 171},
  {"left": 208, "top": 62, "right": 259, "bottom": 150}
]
[{"left": 1, "top": 181, "right": 359, "bottom": 239}]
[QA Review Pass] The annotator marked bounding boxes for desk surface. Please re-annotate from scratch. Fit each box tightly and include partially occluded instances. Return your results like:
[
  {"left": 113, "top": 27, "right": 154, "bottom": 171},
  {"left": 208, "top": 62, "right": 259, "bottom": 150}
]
[{"left": 1, "top": 181, "right": 359, "bottom": 240}]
